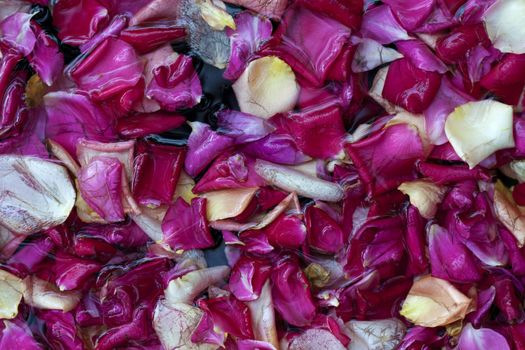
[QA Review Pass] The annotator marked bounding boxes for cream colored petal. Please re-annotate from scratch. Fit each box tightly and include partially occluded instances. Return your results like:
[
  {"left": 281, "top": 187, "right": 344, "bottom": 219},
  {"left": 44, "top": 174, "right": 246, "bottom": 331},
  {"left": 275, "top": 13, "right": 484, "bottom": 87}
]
[
  {"left": 202, "top": 187, "right": 258, "bottom": 221},
  {"left": 0, "top": 270, "right": 25, "bottom": 319},
  {"left": 484, "top": 0, "right": 525, "bottom": 54},
  {"left": 493, "top": 181, "right": 525, "bottom": 247},
  {"left": 445, "top": 100, "right": 514, "bottom": 168},
  {"left": 400, "top": 275, "right": 471, "bottom": 327},
  {"left": 233, "top": 56, "right": 299, "bottom": 119},
  {"left": 398, "top": 180, "right": 446, "bottom": 219},
  {"left": 23, "top": 276, "right": 80, "bottom": 312}
]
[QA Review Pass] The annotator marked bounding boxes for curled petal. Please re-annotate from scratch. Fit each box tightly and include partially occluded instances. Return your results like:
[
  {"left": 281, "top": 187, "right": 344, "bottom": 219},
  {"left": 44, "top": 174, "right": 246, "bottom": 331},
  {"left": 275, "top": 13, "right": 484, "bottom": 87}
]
[{"left": 255, "top": 159, "right": 343, "bottom": 202}]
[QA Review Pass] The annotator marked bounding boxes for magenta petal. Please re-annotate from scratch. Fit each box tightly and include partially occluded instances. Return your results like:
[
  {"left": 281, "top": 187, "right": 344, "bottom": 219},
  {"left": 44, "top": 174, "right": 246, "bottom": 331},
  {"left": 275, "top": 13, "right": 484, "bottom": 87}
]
[
  {"left": 78, "top": 156, "right": 125, "bottom": 222},
  {"left": 345, "top": 123, "right": 425, "bottom": 195},
  {"left": 29, "top": 27, "right": 64, "bottom": 86},
  {"left": 280, "top": 103, "right": 346, "bottom": 159},
  {"left": 396, "top": 40, "right": 448, "bottom": 73},
  {"left": 70, "top": 38, "right": 143, "bottom": 101},
  {"left": 241, "top": 132, "right": 311, "bottom": 165},
  {"left": 199, "top": 295, "right": 254, "bottom": 339},
  {"left": 193, "top": 152, "right": 264, "bottom": 193},
  {"left": 271, "top": 256, "right": 316, "bottom": 327},
  {"left": 229, "top": 257, "right": 271, "bottom": 301},
  {"left": 0, "top": 13, "right": 36, "bottom": 55},
  {"left": 161, "top": 197, "right": 215, "bottom": 250},
  {"left": 217, "top": 110, "right": 275, "bottom": 144},
  {"left": 383, "top": 0, "right": 435, "bottom": 31},
  {"left": 0, "top": 320, "right": 42, "bottom": 350},
  {"left": 44, "top": 92, "right": 117, "bottom": 156},
  {"left": 52, "top": 252, "right": 102, "bottom": 291},
  {"left": 428, "top": 224, "right": 483, "bottom": 283},
  {"left": 191, "top": 312, "right": 226, "bottom": 347},
  {"left": 382, "top": 58, "right": 442, "bottom": 113},
  {"left": 224, "top": 11, "right": 272, "bottom": 80},
  {"left": 265, "top": 214, "right": 306, "bottom": 249},
  {"left": 184, "top": 121, "right": 234, "bottom": 177},
  {"left": 146, "top": 54, "right": 202, "bottom": 111},
  {"left": 132, "top": 141, "right": 185, "bottom": 206},
  {"left": 37, "top": 310, "right": 84, "bottom": 350},
  {"left": 305, "top": 205, "right": 344, "bottom": 254},
  {"left": 458, "top": 324, "right": 511, "bottom": 350},
  {"left": 53, "top": 0, "right": 109, "bottom": 46},
  {"left": 361, "top": 5, "right": 410, "bottom": 44}
]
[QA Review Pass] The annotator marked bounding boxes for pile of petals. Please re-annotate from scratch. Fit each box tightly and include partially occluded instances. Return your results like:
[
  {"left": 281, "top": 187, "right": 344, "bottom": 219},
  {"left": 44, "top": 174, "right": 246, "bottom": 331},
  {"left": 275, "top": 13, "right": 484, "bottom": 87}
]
[{"left": 2, "top": 0, "right": 525, "bottom": 349}]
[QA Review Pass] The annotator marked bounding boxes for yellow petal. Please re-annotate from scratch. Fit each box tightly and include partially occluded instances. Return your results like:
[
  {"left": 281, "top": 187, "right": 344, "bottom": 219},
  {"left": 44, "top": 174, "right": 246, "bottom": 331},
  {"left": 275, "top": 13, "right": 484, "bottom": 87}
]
[
  {"left": 398, "top": 180, "right": 446, "bottom": 219},
  {"left": 199, "top": 0, "right": 236, "bottom": 30},
  {"left": 203, "top": 188, "right": 258, "bottom": 221},
  {"left": 173, "top": 171, "right": 197, "bottom": 203},
  {"left": 400, "top": 275, "right": 471, "bottom": 327}
]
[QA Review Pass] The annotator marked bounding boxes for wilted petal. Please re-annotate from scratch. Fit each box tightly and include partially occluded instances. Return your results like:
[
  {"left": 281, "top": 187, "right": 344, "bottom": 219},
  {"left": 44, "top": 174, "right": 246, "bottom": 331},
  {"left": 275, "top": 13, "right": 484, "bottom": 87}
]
[
  {"left": 247, "top": 280, "right": 279, "bottom": 348},
  {"left": 400, "top": 275, "right": 472, "bottom": 327},
  {"left": 153, "top": 301, "right": 215, "bottom": 350},
  {"left": 288, "top": 329, "right": 346, "bottom": 350},
  {"left": 345, "top": 319, "right": 406, "bottom": 350},
  {"left": 494, "top": 181, "right": 525, "bottom": 247},
  {"left": 223, "top": 0, "right": 287, "bottom": 19},
  {"left": 255, "top": 159, "right": 343, "bottom": 202},
  {"left": 0, "top": 156, "right": 75, "bottom": 235},
  {"left": 445, "top": 100, "right": 515, "bottom": 168}
]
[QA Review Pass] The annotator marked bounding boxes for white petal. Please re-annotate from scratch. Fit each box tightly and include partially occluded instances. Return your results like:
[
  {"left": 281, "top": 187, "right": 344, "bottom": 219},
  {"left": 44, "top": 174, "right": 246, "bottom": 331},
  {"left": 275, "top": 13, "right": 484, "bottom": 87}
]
[
  {"left": 484, "top": 0, "right": 525, "bottom": 54},
  {"left": 352, "top": 38, "right": 403, "bottom": 73},
  {"left": 445, "top": 100, "right": 514, "bottom": 168},
  {"left": 346, "top": 319, "right": 406, "bottom": 350},
  {"left": 0, "top": 156, "right": 75, "bottom": 234}
]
